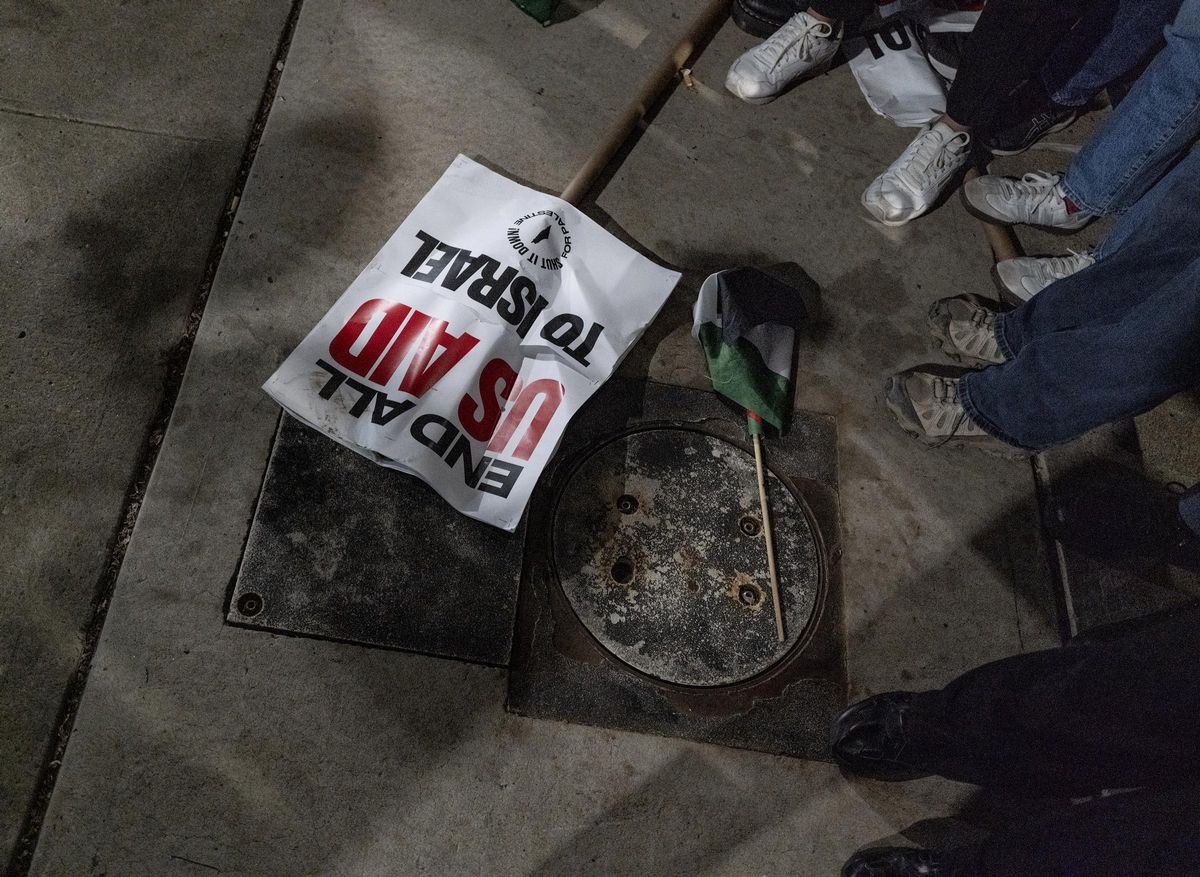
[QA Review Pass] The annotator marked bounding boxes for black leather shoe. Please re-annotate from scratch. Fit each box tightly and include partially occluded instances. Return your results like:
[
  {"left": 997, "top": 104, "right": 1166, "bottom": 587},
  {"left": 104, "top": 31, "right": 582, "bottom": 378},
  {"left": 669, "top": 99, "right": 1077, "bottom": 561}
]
[
  {"left": 732, "top": 0, "right": 807, "bottom": 37},
  {"left": 830, "top": 692, "right": 933, "bottom": 780},
  {"left": 842, "top": 846, "right": 947, "bottom": 877}
]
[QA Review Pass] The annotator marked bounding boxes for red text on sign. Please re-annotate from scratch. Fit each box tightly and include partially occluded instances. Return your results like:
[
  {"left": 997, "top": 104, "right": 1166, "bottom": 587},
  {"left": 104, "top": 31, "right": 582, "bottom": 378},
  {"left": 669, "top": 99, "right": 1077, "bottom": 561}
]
[{"left": 328, "top": 298, "right": 479, "bottom": 397}]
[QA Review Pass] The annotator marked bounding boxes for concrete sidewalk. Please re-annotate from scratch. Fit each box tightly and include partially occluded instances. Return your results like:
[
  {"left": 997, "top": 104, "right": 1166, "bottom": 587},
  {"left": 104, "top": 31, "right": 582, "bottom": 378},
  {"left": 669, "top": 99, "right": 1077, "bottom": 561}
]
[
  {"left": 0, "top": 0, "right": 294, "bottom": 865},
  {"left": 10, "top": 1, "right": 1069, "bottom": 874}
]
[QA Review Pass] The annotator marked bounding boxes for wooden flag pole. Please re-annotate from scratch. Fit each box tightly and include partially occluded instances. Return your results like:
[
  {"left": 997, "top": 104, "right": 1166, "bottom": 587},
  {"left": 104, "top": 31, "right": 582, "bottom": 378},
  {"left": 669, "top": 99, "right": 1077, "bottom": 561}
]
[
  {"left": 549, "top": 0, "right": 788, "bottom": 642},
  {"left": 559, "top": 0, "right": 731, "bottom": 206},
  {"left": 752, "top": 430, "right": 786, "bottom": 643}
]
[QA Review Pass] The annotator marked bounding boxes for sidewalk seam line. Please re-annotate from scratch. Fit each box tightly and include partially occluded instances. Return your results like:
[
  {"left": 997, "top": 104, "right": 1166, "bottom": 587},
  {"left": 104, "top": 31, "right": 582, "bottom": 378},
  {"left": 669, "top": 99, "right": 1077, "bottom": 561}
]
[
  {"left": 0, "top": 103, "right": 222, "bottom": 144},
  {"left": 5, "top": 1, "right": 308, "bottom": 873}
]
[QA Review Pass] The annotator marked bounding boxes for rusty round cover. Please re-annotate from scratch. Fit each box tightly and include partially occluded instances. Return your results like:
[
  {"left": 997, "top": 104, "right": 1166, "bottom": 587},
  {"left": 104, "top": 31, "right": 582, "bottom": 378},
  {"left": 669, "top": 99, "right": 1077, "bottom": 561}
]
[{"left": 551, "top": 427, "right": 822, "bottom": 688}]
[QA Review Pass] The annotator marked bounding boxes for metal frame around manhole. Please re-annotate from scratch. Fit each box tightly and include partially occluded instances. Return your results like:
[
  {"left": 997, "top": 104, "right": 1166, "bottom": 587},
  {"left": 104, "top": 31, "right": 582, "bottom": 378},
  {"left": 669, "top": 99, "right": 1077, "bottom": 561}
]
[{"left": 546, "top": 421, "right": 833, "bottom": 708}]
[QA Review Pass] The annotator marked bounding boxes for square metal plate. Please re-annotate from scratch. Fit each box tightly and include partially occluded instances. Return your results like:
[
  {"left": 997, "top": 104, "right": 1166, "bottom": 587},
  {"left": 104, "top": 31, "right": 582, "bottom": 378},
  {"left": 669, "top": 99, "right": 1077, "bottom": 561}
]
[{"left": 227, "top": 414, "right": 525, "bottom": 665}]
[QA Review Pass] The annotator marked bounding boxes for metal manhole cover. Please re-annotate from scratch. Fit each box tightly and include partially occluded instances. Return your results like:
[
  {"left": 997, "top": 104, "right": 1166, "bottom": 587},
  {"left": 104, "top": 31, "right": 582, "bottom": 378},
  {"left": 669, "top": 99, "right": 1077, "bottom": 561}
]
[{"left": 551, "top": 427, "right": 822, "bottom": 687}]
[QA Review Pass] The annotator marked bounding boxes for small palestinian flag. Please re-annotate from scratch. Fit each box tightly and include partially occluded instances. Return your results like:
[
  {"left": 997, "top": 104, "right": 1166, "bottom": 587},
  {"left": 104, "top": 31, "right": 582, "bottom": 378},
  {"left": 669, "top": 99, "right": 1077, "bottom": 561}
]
[
  {"left": 511, "top": 0, "right": 560, "bottom": 24},
  {"left": 691, "top": 267, "right": 810, "bottom": 435}
]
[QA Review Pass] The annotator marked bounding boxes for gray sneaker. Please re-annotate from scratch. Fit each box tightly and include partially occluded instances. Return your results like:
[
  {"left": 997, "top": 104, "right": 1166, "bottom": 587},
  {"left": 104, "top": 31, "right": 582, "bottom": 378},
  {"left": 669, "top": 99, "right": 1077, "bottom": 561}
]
[
  {"left": 928, "top": 294, "right": 1006, "bottom": 366},
  {"left": 885, "top": 367, "right": 993, "bottom": 446}
]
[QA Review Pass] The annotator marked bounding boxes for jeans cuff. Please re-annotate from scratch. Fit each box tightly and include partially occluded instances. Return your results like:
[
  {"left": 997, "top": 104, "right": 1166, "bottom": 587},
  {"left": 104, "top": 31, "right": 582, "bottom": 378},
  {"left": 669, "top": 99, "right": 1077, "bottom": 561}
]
[
  {"left": 1058, "top": 175, "right": 1103, "bottom": 218},
  {"left": 994, "top": 312, "right": 1019, "bottom": 361},
  {"left": 959, "top": 371, "right": 1034, "bottom": 451}
]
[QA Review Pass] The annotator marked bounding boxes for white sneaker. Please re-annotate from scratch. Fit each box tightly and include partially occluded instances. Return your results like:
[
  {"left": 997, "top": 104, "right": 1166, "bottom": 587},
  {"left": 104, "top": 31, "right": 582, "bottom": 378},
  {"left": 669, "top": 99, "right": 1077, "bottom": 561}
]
[
  {"left": 862, "top": 122, "right": 972, "bottom": 226},
  {"left": 962, "top": 171, "right": 1094, "bottom": 231},
  {"left": 725, "top": 11, "right": 841, "bottom": 105},
  {"left": 993, "top": 250, "right": 1096, "bottom": 301}
]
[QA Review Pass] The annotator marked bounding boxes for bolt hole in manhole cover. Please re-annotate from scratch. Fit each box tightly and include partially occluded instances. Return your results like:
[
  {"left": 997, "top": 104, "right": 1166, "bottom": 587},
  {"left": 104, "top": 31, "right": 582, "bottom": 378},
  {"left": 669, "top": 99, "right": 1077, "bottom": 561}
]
[{"left": 552, "top": 427, "right": 822, "bottom": 688}]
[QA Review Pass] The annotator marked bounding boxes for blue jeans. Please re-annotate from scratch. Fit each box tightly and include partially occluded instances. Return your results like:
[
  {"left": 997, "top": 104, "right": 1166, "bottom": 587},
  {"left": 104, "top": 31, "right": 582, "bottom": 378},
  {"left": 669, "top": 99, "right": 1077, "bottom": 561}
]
[
  {"left": 1040, "top": 0, "right": 1181, "bottom": 108},
  {"left": 1061, "top": 0, "right": 1200, "bottom": 221},
  {"left": 959, "top": 147, "right": 1200, "bottom": 451},
  {"left": 1181, "top": 487, "right": 1200, "bottom": 536}
]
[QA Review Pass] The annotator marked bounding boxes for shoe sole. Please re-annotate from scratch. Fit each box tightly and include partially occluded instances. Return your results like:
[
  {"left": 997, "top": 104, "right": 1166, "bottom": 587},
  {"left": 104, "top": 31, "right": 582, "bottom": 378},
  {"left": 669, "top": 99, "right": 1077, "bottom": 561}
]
[
  {"left": 959, "top": 186, "right": 1092, "bottom": 236},
  {"left": 985, "top": 114, "right": 1078, "bottom": 156},
  {"left": 726, "top": 56, "right": 836, "bottom": 106}
]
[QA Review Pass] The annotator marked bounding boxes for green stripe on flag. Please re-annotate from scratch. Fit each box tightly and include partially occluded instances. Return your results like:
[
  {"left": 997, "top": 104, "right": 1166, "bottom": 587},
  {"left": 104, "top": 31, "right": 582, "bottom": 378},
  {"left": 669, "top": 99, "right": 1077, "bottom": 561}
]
[{"left": 697, "top": 324, "right": 792, "bottom": 434}]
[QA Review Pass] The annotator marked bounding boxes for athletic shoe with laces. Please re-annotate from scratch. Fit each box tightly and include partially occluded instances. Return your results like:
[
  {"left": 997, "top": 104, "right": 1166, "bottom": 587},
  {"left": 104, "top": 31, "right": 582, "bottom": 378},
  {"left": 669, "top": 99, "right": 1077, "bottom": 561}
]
[
  {"left": 927, "top": 294, "right": 1005, "bottom": 366},
  {"left": 993, "top": 249, "right": 1095, "bottom": 301},
  {"left": 962, "top": 171, "right": 1094, "bottom": 231},
  {"left": 982, "top": 107, "right": 1078, "bottom": 156},
  {"left": 725, "top": 10, "right": 841, "bottom": 105},
  {"left": 732, "top": 0, "right": 807, "bottom": 38},
  {"left": 884, "top": 367, "right": 993, "bottom": 446},
  {"left": 861, "top": 122, "right": 971, "bottom": 226}
]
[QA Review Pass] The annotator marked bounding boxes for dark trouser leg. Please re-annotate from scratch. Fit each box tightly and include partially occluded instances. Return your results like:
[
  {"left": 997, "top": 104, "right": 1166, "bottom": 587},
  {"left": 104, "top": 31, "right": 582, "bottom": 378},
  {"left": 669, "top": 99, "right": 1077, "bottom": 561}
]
[
  {"left": 905, "top": 603, "right": 1200, "bottom": 797},
  {"left": 943, "top": 786, "right": 1200, "bottom": 877},
  {"left": 945, "top": 0, "right": 1090, "bottom": 130},
  {"left": 1040, "top": 0, "right": 1182, "bottom": 108},
  {"left": 808, "top": 0, "right": 873, "bottom": 24}
]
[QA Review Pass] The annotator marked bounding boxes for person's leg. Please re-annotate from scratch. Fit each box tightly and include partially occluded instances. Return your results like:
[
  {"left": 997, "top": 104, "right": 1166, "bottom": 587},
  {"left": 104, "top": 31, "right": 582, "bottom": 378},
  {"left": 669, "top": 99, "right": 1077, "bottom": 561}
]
[
  {"left": 1000, "top": 143, "right": 1200, "bottom": 346},
  {"left": 956, "top": 148, "right": 1200, "bottom": 449},
  {"left": 845, "top": 787, "right": 1200, "bottom": 876},
  {"left": 1036, "top": 0, "right": 1122, "bottom": 107},
  {"left": 962, "top": 253, "right": 1200, "bottom": 449},
  {"left": 944, "top": 0, "right": 1090, "bottom": 132},
  {"left": 1091, "top": 87, "right": 1200, "bottom": 257},
  {"left": 1041, "top": 0, "right": 1181, "bottom": 108},
  {"left": 1061, "top": 0, "right": 1200, "bottom": 215},
  {"left": 904, "top": 603, "right": 1200, "bottom": 795},
  {"left": 807, "top": 0, "right": 872, "bottom": 24},
  {"left": 944, "top": 787, "right": 1200, "bottom": 877},
  {"left": 1181, "top": 484, "right": 1200, "bottom": 534},
  {"left": 861, "top": 0, "right": 1089, "bottom": 226},
  {"left": 833, "top": 604, "right": 1200, "bottom": 794}
]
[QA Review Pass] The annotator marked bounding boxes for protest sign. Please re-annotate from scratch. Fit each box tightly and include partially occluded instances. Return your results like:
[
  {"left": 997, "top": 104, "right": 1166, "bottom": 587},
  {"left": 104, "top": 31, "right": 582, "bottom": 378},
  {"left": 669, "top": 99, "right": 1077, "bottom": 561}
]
[{"left": 264, "top": 155, "right": 681, "bottom": 531}]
